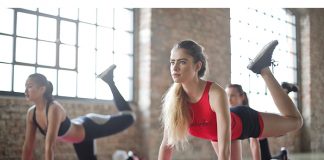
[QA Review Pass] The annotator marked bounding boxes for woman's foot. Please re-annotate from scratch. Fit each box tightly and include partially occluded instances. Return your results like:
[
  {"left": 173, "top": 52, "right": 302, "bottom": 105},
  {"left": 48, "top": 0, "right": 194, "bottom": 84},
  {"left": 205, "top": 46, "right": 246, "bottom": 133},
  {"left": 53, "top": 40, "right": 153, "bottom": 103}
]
[
  {"left": 272, "top": 147, "right": 288, "bottom": 160},
  {"left": 247, "top": 40, "right": 279, "bottom": 74},
  {"left": 97, "top": 64, "right": 116, "bottom": 84},
  {"left": 281, "top": 82, "right": 299, "bottom": 94}
]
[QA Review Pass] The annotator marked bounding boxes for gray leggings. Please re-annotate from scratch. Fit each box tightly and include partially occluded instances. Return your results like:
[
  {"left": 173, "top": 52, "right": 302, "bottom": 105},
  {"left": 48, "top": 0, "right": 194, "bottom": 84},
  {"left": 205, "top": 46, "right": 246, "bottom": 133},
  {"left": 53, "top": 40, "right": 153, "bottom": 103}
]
[{"left": 73, "top": 80, "right": 134, "bottom": 160}]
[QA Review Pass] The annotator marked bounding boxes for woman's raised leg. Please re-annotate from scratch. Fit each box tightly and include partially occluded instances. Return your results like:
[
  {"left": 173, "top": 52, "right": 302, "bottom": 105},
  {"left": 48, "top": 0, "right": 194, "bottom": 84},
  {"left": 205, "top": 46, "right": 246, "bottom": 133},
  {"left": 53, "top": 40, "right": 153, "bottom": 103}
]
[
  {"left": 247, "top": 40, "right": 303, "bottom": 137},
  {"left": 97, "top": 64, "right": 132, "bottom": 112}
]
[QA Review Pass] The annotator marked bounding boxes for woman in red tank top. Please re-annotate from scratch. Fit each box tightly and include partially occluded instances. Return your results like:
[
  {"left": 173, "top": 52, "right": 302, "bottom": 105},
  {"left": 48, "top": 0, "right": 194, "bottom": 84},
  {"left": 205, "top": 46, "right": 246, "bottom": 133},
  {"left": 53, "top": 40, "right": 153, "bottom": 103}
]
[{"left": 158, "top": 40, "right": 303, "bottom": 160}]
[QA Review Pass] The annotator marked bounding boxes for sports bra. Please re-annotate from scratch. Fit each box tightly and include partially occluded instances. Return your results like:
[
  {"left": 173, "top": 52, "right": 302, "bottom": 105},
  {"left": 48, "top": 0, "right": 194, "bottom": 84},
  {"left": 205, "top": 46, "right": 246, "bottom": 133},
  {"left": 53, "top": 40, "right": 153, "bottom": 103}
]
[
  {"left": 188, "top": 81, "right": 243, "bottom": 141},
  {"left": 32, "top": 101, "right": 71, "bottom": 137}
]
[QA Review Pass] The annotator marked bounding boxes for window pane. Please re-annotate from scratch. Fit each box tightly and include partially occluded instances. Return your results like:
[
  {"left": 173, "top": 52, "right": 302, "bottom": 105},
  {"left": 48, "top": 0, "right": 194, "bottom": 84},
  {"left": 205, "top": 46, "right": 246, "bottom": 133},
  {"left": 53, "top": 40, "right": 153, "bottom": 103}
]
[
  {"left": 59, "top": 44, "right": 76, "bottom": 69},
  {"left": 60, "top": 20, "right": 76, "bottom": 45},
  {"left": 17, "top": 12, "right": 37, "bottom": 38},
  {"left": 14, "top": 65, "right": 35, "bottom": 93},
  {"left": 78, "top": 48, "right": 95, "bottom": 74},
  {"left": 0, "top": 35, "right": 13, "bottom": 63},
  {"left": 38, "top": 16, "right": 57, "bottom": 41},
  {"left": 77, "top": 73, "right": 95, "bottom": 98},
  {"left": 36, "top": 67, "right": 58, "bottom": 95},
  {"left": 287, "top": 23, "right": 296, "bottom": 39},
  {"left": 115, "top": 9, "right": 133, "bottom": 32},
  {"left": 79, "top": 22, "right": 96, "bottom": 48},
  {"left": 38, "top": 41, "right": 56, "bottom": 66},
  {"left": 115, "top": 53, "right": 133, "bottom": 78},
  {"left": 16, "top": 38, "right": 36, "bottom": 64},
  {"left": 286, "top": 11, "right": 295, "bottom": 24},
  {"left": 0, "top": 8, "right": 14, "bottom": 34},
  {"left": 58, "top": 70, "right": 76, "bottom": 97},
  {"left": 0, "top": 64, "right": 12, "bottom": 91},
  {"left": 97, "top": 27, "right": 113, "bottom": 53},
  {"left": 60, "top": 8, "right": 78, "bottom": 20},
  {"left": 39, "top": 8, "right": 58, "bottom": 16},
  {"left": 96, "top": 51, "right": 114, "bottom": 75},
  {"left": 115, "top": 30, "right": 133, "bottom": 54},
  {"left": 97, "top": 9, "right": 113, "bottom": 27},
  {"left": 79, "top": 8, "right": 96, "bottom": 24},
  {"left": 96, "top": 78, "right": 112, "bottom": 100}
]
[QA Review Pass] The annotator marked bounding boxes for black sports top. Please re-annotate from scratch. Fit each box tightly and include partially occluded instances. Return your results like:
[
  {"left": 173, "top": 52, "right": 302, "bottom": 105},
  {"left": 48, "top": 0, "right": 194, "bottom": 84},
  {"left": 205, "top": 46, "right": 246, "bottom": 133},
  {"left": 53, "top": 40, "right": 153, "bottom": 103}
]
[{"left": 32, "top": 102, "right": 71, "bottom": 137}]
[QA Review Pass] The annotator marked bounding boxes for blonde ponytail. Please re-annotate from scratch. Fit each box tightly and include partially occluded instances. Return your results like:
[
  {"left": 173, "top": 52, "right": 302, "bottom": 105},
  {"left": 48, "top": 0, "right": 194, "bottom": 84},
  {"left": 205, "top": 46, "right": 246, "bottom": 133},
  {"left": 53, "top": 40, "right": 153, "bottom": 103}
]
[{"left": 161, "top": 83, "right": 192, "bottom": 149}]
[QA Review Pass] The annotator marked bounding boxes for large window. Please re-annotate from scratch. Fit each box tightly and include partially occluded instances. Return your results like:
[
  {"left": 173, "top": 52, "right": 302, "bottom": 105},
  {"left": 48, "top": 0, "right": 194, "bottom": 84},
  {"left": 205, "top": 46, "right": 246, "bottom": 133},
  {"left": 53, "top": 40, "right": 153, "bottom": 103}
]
[
  {"left": 230, "top": 8, "right": 297, "bottom": 113},
  {"left": 0, "top": 8, "right": 134, "bottom": 101}
]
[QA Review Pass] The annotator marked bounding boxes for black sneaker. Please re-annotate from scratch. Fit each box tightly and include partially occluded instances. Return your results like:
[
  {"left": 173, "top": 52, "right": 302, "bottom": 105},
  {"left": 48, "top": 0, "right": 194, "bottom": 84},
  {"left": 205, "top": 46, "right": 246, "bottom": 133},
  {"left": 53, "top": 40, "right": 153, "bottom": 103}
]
[
  {"left": 272, "top": 147, "right": 288, "bottom": 160},
  {"left": 281, "top": 82, "right": 299, "bottom": 94},
  {"left": 280, "top": 148, "right": 288, "bottom": 160},
  {"left": 97, "top": 64, "right": 116, "bottom": 84},
  {"left": 247, "top": 40, "right": 279, "bottom": 74}
]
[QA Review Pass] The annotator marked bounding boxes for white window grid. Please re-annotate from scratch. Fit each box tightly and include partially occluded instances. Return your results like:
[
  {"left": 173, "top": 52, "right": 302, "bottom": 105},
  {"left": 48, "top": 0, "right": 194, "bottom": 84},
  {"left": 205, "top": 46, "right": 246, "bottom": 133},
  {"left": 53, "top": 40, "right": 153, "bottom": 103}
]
[{"left": 0, "top": 8, "right": 134, "bottom": 101}]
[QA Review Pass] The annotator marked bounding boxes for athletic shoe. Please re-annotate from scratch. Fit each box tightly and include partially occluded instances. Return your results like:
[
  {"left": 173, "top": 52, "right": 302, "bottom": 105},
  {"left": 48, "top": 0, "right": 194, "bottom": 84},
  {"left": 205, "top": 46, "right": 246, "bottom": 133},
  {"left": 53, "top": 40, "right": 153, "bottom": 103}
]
[
  {"left": 247, "top": 40, "right": 279, "bottom": 74},
  {"left": 281, "top": 82, "right": 299, "bottom": 94},
  {"left": 97, "top": 64, "right": 116, "bottom": 84},
  {"left": 272, "top": 147, "right": 288, "bottom": 160}
]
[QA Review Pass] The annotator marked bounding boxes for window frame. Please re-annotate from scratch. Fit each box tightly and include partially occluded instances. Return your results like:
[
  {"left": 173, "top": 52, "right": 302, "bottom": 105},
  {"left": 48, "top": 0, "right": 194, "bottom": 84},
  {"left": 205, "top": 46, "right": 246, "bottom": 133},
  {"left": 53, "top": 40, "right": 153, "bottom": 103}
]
[{"left": 0, "top": 8, "right": 135, "bottom": 102}]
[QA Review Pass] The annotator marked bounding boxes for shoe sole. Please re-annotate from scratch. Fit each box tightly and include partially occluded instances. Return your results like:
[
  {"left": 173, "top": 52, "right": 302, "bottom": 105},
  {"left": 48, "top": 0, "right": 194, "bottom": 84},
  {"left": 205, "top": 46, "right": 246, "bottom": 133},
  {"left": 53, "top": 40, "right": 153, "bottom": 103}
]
[
  {"left": 247, "top": 40, "right": 278, "bottom": 72},
  {"left": 97, "top": 64, "right": 117, "bottom": 79}
]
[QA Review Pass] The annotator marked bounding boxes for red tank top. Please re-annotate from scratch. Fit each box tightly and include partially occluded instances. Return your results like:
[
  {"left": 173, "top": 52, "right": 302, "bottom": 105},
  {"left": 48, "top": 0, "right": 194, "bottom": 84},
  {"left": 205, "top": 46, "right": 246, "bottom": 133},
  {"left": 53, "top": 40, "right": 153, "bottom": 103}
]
[{"left": 188, "top": 81, "right": 242, "bottom": 141}]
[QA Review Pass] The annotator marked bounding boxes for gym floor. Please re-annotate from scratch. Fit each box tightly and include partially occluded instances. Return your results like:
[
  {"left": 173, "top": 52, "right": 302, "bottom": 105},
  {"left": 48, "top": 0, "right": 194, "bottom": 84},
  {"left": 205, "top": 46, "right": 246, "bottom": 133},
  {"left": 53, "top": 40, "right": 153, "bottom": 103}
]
[{"left": 242, "top": 153, "right": 324, "bottom": 160}]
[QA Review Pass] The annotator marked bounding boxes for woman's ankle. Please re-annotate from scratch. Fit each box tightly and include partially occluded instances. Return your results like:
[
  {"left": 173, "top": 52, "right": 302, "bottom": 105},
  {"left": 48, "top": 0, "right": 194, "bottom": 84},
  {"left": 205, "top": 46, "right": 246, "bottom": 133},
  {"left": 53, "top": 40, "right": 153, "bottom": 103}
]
[{"left": 260, "top": 67, "right": 272, "bottom": 76}]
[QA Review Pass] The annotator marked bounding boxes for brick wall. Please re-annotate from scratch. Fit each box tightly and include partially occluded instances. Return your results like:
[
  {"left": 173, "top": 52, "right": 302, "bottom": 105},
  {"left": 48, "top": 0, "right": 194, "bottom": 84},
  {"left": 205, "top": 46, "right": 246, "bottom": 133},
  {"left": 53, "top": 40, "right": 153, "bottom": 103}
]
[{"left": 300, "top": 8, "right": 324, "bottom": 152}]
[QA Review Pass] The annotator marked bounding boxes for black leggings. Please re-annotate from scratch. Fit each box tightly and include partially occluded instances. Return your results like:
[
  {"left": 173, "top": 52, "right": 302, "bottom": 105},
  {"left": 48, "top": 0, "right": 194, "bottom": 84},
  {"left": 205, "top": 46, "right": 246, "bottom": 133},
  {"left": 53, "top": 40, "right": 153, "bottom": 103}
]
[
  {"left": 230, "top": 106, "right": 263, "bottom": 139},
  {"left": 260, "top": 138, "right": 272, "bottom": 160},
  {"left": 73, "top": 81, "right": 134, "bottom": 160}
]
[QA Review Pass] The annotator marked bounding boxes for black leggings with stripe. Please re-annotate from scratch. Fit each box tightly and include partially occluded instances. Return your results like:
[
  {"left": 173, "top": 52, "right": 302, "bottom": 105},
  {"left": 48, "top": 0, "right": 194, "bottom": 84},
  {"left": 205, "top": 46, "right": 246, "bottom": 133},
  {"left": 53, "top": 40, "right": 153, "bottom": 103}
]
[{"left": 73, "top": 81, "right": 134, "bottom": 160}]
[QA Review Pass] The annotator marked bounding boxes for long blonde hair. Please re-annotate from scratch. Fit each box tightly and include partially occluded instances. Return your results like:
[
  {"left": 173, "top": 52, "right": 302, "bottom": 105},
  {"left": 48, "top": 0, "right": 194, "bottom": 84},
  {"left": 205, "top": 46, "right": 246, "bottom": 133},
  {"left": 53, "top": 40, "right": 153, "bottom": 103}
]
[
  {"left": 161, "top": 40, "right": 207, "bottom": 148},
  {"left": 162, "top": 83, "right": 191, "bottom": 148}
]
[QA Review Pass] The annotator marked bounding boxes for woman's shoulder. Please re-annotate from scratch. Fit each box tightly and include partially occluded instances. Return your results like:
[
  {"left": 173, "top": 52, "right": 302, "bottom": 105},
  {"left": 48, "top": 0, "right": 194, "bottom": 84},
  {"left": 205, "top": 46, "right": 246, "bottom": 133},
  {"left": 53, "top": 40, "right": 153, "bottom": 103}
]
[
  {"left": 27, "top": 105, "right": 36, "bottom": 113},
  {"left": 208, "top": 81, "right": 226, "bottom": 94},
  {"left": 48, "top": 101, "right": 67, "bottom": 116},
  {"left": 26, "top": 105, "right": 36, "bottom": 121},
  {"left": 50, "top": 100, "right": 63, "bottom": 107}
]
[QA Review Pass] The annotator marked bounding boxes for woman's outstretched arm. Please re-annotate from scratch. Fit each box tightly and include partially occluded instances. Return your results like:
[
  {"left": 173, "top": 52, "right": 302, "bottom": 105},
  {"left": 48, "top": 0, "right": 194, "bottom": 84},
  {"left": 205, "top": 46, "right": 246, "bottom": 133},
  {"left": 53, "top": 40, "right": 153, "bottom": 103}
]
[
  {"left": 250, "top": 138, "right": 261, "bottom": 160},
  {"left": 22, "top": 107, "right": 37, "bottom": 160},
  {"left": 45, "top": 103, "right": 65, "bottom": 160},
  {"left": 158, "top": 128, "right": 173, "bottom": 160},
  {"left": 209, "top": 83, "right": 231, "bottom": 160}
]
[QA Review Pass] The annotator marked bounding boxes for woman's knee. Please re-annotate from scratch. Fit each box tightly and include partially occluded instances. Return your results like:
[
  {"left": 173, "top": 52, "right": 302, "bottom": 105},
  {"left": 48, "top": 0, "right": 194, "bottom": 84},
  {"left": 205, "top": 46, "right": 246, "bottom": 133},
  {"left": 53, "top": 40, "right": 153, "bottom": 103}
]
[
  {"left": 294, "top": 115, "right": 303, "bottom": 130},
  {"left": 285, "top": 115, "right": 303, "bottom": 131},
  {"left": 120, "top": 111, "right": 136, "bottom": 125}
]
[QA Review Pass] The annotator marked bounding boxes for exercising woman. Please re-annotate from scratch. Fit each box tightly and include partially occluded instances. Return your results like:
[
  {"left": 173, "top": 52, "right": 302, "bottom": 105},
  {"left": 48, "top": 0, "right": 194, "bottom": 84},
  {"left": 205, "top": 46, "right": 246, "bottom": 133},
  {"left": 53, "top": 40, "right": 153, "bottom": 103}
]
[
  {"left": 224, "top": 84, "right": 261, "bottom": 160},
  {"left": 225, "top": 83, "right": 297, "bottom": 160},
  {"left": 158, "top": 40, "right": 303, "bottom": 160},
  {"left": 22, "top": 65, "right": 135, "bottom": 160}
]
